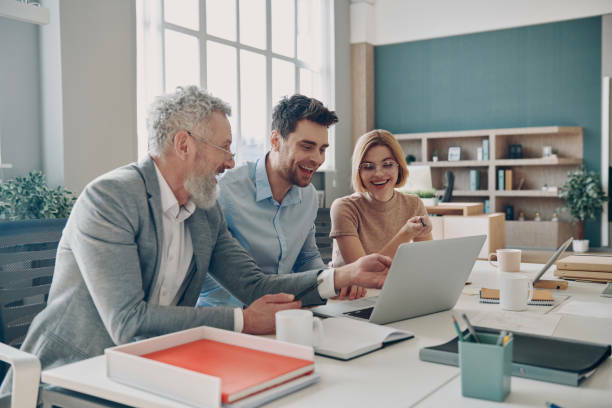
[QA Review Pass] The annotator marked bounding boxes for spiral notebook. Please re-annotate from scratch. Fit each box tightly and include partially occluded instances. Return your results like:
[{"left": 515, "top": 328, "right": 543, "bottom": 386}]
[{"left": 479, "top": 287, "right": 554, "bottom": 306}]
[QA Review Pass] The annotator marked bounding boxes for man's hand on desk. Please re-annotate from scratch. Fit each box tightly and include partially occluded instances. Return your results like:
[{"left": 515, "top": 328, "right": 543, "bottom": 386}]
[
  {"left": 242, "top": 254, "right": 390, "bottom": 334},
  {"left": 334, "top": 253, "right": 391, "bottom": 291},
  {"left": 242, "top": 293, "right": 301, "bottom": 335}
]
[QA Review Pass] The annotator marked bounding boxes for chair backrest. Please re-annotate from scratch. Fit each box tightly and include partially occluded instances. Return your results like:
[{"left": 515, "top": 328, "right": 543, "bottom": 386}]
[
  {"left": 0, "top": 219, "right": 65, "bottom": 382},
  {"left": 315, "top": 208, "right": 332, "bottom": 265}
]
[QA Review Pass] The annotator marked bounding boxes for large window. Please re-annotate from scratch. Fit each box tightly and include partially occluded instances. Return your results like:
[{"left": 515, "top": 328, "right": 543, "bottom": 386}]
[{"left": 137, "top": 0, "right": 334, "bottom": 168}]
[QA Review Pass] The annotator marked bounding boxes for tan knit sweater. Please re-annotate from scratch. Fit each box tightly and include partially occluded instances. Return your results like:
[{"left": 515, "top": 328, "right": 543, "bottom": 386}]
[{"left": 329, "top": 192, "right": 429, "bottom": 265}]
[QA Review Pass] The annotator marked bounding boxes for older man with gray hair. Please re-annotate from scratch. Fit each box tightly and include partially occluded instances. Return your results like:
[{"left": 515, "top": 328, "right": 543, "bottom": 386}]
[{"left": 0, "top": 86, "right": 390, "bottom": 395}]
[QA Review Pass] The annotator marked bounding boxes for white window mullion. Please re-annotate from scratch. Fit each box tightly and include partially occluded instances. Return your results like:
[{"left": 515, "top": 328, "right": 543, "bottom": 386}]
[
  {"left": 293, "top": 0, "right": 298, "bottom": 94},
  {"left": 199, "top": 0, "right": 207, "bottom": 90},
  {"left": 265, "top": 0, "right": 272, "bottom": 150},
  {"left": 235, "top": 0, "right": 243, "bottom": 158},
  {"left": 160, "top": 2, "right": 167, "bottom": 92}
]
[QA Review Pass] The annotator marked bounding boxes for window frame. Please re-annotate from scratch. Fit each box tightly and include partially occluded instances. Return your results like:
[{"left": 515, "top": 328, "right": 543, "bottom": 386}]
[{"left": 145, "top": 0, "right": 335, "bottom": 169}]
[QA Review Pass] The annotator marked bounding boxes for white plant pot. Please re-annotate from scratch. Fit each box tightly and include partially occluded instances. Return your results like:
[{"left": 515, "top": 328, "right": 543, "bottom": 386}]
[
  {"left": 421, "top": 197, "right": 439, "bottom": 206},
  {"left": 572, "top": 239, "right": 589, "bottom": 253}
]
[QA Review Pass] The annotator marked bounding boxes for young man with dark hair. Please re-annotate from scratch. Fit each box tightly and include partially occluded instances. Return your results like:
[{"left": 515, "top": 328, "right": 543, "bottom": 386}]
[{"left": 198, "top": 94, "right": 367, "bottom": 306}]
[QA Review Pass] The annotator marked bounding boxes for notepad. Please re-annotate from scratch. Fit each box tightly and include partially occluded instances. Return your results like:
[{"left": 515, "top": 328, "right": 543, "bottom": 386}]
[
  {"left": 479, "top": 287, "right": 554, "bottom": 306},
  {"left": 315, "top": 317, "right": 414, "bottom": 360},
  {"left": 142, "top": 339, "right": 314, "bottom": 403}
]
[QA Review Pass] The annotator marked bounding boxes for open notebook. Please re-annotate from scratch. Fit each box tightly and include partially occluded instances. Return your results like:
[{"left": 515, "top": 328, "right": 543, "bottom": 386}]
[
  {"left": 315, "top": 317, "right": 414, "bottom": 360},
  {"left": 480, "top": 287, "right": 554, "bottom": 306}
]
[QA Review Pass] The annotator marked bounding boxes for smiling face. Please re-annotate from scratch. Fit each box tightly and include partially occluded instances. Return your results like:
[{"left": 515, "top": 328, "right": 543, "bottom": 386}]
[
  {"left": 184, "top": 111, "right": 235, "bottom": 208},
  {"left": 359, "top": 144, "right": 400, "bottom": 202},
  {"left": 273, "top": 119, "right": 329, "bottom": 187}
]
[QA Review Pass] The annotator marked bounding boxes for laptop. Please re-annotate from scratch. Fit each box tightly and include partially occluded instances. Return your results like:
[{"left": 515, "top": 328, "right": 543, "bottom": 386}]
[{"left": 312, "top": 235, "right": 486, "bottom": 324}]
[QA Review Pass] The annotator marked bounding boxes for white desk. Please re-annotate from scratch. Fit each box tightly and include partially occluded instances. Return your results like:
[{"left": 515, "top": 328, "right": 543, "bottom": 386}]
[{"left": 42, "top": 261, "right": 612, "bottom": 407}]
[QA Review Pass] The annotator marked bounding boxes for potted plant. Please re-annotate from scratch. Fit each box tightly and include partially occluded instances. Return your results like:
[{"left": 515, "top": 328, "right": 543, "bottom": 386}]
[
  {"left": 0, "top": 171, "right": 75, "bottom": 268},
  {"left": 0, "top": 171, "right": 75, "bottom": 221},
  {"left": 432, "top": 150, "right": 439, "bottom": 162},
  {"left": 416, "top": 189, "right": 438, "bottom": 206},
  {"left": 558, "top": 166, "right": 608, "bottom": 252}
]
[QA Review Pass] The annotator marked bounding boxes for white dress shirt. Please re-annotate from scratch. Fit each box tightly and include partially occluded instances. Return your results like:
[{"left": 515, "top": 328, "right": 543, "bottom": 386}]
[{"left": 149, "top": 164, "right": 196, "bottom": 306}]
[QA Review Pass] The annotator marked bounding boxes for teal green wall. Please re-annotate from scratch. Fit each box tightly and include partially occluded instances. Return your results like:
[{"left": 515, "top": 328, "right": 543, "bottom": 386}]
[{"left": 375, "top": 17, "right": 602, "bottom": 245}]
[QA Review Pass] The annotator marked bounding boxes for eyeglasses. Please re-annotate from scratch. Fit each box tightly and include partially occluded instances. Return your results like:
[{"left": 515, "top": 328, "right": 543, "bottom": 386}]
[
  {"left": 359, "top": 160, "right": 399, "bottom": 172},
  {"left": 186, "top": 130, "right": 236, "bottom": 159}
]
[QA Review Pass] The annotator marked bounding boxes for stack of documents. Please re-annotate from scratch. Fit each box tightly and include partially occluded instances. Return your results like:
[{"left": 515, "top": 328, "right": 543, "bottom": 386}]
[{"left": 554, "top": 255, "right": 612, "bottom": 282}]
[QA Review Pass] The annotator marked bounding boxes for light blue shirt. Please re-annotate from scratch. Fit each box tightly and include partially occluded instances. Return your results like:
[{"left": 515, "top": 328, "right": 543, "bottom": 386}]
[{"left": 198, "top": 154, "right": 326, "bottom": 307}]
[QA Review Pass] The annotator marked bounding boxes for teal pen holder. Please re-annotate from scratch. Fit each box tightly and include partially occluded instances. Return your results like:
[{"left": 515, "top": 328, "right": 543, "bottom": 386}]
[{"left": 459, "top": 332, "right": 513, "bottom": 402}]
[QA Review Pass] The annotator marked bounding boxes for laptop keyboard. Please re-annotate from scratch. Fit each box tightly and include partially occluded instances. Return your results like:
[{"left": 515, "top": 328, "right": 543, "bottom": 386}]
[{"left": 344, "top": 307, "right": 374, "bottom": 319}]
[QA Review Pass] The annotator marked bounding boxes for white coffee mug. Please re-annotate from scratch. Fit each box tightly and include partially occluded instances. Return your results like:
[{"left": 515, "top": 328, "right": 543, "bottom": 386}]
[
  {"left": 275, "top": 309, "right": 324, "bottom": 347},
  {"left": 488, "top": 249, "right": 521, "bottom": 272},
  {"left": 499, "top": 272, "right": 533, "bottom": 311}
]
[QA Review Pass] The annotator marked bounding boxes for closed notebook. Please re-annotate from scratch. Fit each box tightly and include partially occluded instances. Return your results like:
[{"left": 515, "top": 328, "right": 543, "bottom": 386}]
[
  {"left": 556, "top": 255, "right": 612, "bottom": 272},
  {"left": 480, "top": 287, "right": 554, "bottom": 306},
  {"left": 142, "top": 339, "right": 314, "bottom": 403},
  {"left": 315, "top": 317, "right": 413, "bottom": 360},
  {"left": 419, "top": 327, "right": 611, "bottom": 386},
  {"left": 554, "top": 267, "right": 612, "bottom": 282}
]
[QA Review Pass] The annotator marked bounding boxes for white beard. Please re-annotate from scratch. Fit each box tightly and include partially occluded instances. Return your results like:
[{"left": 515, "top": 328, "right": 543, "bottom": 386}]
[{"left": 184, "top": 172, "right": 218, "bottom": 209}]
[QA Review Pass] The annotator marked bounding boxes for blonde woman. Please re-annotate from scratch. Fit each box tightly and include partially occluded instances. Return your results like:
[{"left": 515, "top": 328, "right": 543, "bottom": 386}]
[{"left": 330, "top": 130, "right": 433, "bottom": 298}]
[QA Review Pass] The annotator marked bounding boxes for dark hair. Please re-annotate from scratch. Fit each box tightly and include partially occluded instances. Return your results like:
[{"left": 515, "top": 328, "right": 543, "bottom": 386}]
[{"left": 271, "top": 94, "right": 338, "bottom": 139}]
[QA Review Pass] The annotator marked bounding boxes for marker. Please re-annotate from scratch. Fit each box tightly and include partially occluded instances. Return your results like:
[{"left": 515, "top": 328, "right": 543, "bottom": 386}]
[
  {"left": 420, "top": 217, "right": 427, "bottom": 228},
  {"left": 546, "top": 402, "right": 563, "bottom": 408},
  {"left": 461, "top": 313, "right": 480, "bottom": 343},
  {"left": 496, "top": 330, "right": 507, "bottom": 346},
  {"left": 502, "top": 332, "right": 513, "bottom": 346},
  {"left": 451, "top": 316, "right": 463, "bottom": 341}
]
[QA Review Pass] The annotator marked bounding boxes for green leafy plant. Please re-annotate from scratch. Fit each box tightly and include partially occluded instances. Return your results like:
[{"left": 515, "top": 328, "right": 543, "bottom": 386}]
[
  {"left": 415, "top": 189, "right": 436, "bottom": 199},
  {"left": 0, "top": 171, "right": 76, "bottom": 221},
  {"left": 558, "top": 166, "right": 608, "bottom": 240},
  {"left": 405, "top": 154, "right": 416, "bottom": 164}
]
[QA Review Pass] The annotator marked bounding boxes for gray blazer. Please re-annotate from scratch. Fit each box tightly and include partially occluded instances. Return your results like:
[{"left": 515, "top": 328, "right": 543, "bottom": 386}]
[{"left": 1, "top": 156, "right": 323, "bottom": 393}]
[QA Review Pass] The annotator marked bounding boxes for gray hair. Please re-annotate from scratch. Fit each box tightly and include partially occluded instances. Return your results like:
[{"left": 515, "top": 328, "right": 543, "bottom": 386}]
[{"left": 146, "top": 85, "right": 231, "bottom": 156}]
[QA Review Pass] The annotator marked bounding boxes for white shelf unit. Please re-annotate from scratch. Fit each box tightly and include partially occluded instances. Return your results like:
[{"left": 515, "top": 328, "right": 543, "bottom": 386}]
[{"left": 396, "top": 126, "right": 583, "bottom": 248}]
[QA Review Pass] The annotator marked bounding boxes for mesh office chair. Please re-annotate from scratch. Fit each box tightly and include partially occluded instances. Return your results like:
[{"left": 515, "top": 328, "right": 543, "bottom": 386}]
[
  {"left": 314, "top": 208, "right": 332, "bottom": 266},
  {"left": 0, "top": 218, "right": 65, "bottom": 407}
]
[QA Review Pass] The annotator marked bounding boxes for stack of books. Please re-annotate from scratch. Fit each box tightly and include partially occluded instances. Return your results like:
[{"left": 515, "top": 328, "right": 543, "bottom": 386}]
[{"left": 554, "top": 255, "right": 612, "bottom": 282}]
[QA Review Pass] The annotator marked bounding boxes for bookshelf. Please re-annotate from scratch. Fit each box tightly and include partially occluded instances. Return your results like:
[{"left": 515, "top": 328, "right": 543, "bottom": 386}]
[{"left": 396, "top": 126, "right": 583, "bottom": 248}]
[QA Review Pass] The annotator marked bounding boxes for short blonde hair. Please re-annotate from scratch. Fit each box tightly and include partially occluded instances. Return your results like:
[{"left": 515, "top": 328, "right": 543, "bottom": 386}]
[{"left": 351, "top": 129, "right": 409, "bottom": 193}]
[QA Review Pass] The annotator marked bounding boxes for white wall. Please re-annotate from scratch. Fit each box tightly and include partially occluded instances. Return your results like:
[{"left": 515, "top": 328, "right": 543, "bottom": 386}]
[
  {"left": 325, "top": 0, "right": 353, "bottom": 205},
  {"left": 361, "top": 0, "right": 612, "bottom": 45},
  {"left": 40, "top": 0, "right": 64, "bottom": 187},
  {"left": 0, "top": 16, "right": 41, "bottom": 180},
  {"left": 40, "top": 0, "right": 137, "bottom": 192}
]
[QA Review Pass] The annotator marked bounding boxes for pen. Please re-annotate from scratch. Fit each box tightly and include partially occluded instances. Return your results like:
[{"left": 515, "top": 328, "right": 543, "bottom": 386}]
[
  {"left": 461, "top": 313, "right": 480, "bottom": 343},
  {"left": 294, "top": 278, "right": 324, "bottom": 301},
  {"left": 451, "top": 316, "right": 463, "bottom": 341},
  {"left": 420, "top": 217, "right": 426, "bottom": 227},
  {"left": 546, "top": 402, "right": 563, "bottom": 408},
  {"left": 496, "top": 330, "right": 507, "bottom": 346}
]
